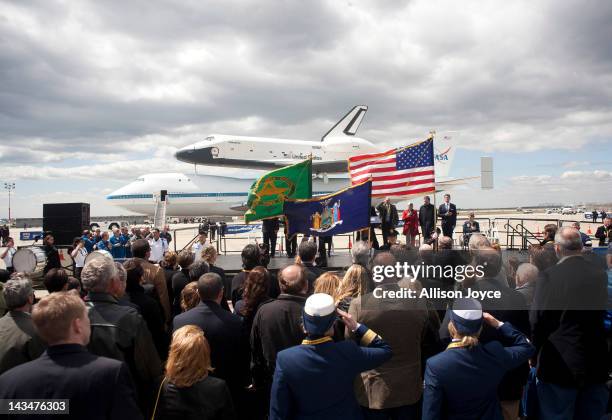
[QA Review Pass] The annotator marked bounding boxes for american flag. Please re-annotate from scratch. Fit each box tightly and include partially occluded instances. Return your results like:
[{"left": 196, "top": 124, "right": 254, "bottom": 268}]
[{"left": 348, "top": 138, "right": 435, "bottom": 197}]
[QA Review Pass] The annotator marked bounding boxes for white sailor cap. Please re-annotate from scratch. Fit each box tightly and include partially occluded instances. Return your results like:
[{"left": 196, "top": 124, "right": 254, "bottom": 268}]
[{"left": 303, "top": 293, "right": 337, "bottom": 336}]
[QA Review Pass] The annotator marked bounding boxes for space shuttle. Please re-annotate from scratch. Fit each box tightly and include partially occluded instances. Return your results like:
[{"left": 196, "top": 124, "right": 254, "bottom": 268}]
[
  {"left": 175, "top": 106, "right": 378, "bottom": 174},
  {"left": 175, "top": 105, "right": 460, "bottom": 180}
]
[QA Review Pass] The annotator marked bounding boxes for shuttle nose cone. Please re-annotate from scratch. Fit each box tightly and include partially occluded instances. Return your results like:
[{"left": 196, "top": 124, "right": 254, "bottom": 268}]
[{"left": 175, "top": 146, "right": 213, "bottom": 165}]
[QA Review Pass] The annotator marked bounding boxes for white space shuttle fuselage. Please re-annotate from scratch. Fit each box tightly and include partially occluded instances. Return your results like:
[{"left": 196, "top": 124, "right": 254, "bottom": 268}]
[{"left": 175, "top": 106, "right": 378, "bottom": 174}]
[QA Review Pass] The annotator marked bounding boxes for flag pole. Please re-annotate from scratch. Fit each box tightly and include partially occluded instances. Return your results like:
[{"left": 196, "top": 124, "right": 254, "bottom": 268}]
[{"left": 430, "top": 131, "right": 438, "bottom": 252}]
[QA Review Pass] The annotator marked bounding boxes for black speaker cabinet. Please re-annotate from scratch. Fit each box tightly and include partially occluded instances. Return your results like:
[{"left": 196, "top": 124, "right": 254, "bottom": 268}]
[{"left": 43, "top": 203, "right": 90, "bottom": 245}]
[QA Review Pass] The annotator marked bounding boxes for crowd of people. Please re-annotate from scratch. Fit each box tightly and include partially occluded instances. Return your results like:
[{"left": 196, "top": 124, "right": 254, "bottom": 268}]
[{"left": 0, "top": 211, "right": 611, "bottom": 419}]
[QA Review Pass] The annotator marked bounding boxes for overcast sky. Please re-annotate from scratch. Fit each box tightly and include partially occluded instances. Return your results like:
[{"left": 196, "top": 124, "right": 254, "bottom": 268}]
[{"left": 1, "top": 0, "right": 611, "bottom": 217}]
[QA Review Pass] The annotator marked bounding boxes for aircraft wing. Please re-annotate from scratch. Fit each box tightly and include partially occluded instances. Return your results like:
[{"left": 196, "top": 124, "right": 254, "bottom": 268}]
[{"left": 436, "top": 176, "right": 480, "bottom": 187}]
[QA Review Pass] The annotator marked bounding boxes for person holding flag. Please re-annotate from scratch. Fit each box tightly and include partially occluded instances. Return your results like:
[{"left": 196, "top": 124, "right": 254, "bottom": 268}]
[{"left": 245, "top": 159, "right": 313, "bottom": 224}]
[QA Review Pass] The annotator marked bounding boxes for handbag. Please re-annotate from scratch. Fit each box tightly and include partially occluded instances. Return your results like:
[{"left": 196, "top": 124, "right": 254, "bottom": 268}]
[{"left": 150, "top": 377, "right": 167, "bottom": 420}]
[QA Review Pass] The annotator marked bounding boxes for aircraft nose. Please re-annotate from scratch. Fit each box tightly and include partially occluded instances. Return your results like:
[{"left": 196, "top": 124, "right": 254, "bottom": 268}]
[{"left": 175, "top": 146, "right": 213, "bottom": 164}]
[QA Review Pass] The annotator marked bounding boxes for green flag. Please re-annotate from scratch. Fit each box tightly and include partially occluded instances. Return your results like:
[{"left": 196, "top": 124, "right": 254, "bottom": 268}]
[{"left": 245, "top": 159, "right": 312, "bottom": 223}]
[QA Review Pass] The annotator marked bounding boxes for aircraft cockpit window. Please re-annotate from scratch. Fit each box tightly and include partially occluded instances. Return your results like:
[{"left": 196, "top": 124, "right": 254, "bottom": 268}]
[
  {"left": 136, "top": 177, "right": 145, "bottom": 182},
  {"left": 205, "top": 136, "right": 215, "bottom": 141}
]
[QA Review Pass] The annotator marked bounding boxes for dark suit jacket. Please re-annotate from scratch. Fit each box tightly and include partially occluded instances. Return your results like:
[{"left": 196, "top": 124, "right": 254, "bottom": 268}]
[
  {"left": 438, "top": 202, "right": 457, "bottom": 227},
  {"left": 173, "top": 301, "right": 249, "bottom": 392},
  {"left": 303, "top": 262, "right": 324, "bottom": 295},
  {"left": 0, "top": 311, "right": 45, "bottom": 375},
  {"left": 127, "top": 286, "right": 169, "bottom": 359},
  {"left": 419, "top": 204, "right": 435, "bottom": 236},
  {"left": 155, "top": 375, "right": 235, "bottom": 420},
  {"left": 0, "top": 344, "right": 142, "bottom": 420},
  {"left": 250, "top": 294, "right": 306, "bottom": 387},
  {"left": 595, "top": 225, "right": 611, "bottom": 246},
  {"left": 262, "top": 218, "right": 280, "bottom": 233},
  {"left": 171, "top": 268, "right": 191, "bottom": 316},
  {"left": 376, "top": 202, "right": 399, "bottom": 227},
  {"left": 531, "top": 255, "right": 608, "bottom": 386}
]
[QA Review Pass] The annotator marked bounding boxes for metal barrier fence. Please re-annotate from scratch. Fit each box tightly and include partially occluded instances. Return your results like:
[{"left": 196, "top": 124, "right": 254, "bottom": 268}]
[{"left": 167, "top": 216, "right": 605, "bottom": 255}]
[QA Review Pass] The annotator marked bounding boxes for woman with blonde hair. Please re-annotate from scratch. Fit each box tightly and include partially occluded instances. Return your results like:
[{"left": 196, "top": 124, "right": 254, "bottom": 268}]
[
  {"left": 336, "top": 264, "right": 368, "bottom": 312},
  {"left": 313, "top": 272, "right": 341, "bottom": 301},
  {"left": 153, "top": 325, "right": 235, "bottom": 420}
]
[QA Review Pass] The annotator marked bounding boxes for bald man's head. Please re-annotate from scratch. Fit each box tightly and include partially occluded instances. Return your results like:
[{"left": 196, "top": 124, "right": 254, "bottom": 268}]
[
  {"left": 554, "top": 226, "right": 583, "bottom": 257},
  {"left": 279, "top": 264, "right": 307, "bottom": 295}
]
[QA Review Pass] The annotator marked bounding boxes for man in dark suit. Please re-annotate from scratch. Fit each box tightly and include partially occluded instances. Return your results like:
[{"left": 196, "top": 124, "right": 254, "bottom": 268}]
[
  {"left": 173, "top": 272, "right": 249, "bottom": 412},
  {"left": 283, "top": 218, "right": 297, "bottom": 258},
  {"left": 419, "top": 195, "right": 435, "bottom": 241},
  {"left": 298, "top": 241, "right": 324, "bottom": 293},
  {"left": 531, "top": 227, "right": 608, "bottom": 419},
  {"left": 0, "top": 291, "right": 142, "bottom": 420},
  {"left": 376, "top": 197, "right": 399, "bottom": 246},
  {"left": 595, "top": 217, "right": 611, "bottom": 246},
  {"left": 262, "top": 217, "right": 280, "bottom": 257},
  {"left": 438, "top": 193, "right": 457, "bottom": 239}
]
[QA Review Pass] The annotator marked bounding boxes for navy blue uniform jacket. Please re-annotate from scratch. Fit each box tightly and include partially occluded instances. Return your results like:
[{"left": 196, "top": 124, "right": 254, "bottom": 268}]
[
  {"left": 270, "top": 324, "right": 392, "bottom": 420},
  {"left": 422, "top": 323, "right": 534, "bottom": 420}
]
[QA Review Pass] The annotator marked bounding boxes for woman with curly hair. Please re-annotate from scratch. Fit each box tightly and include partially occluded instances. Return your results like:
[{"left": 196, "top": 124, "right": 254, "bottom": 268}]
[{"left": 233, "top": 266, "right": 273, "bottom": 333}]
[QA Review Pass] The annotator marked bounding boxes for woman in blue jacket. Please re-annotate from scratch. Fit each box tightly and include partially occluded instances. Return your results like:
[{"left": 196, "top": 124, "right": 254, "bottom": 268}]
[{"left": 423, "top": 298, "right": 534, "bottom": 420}]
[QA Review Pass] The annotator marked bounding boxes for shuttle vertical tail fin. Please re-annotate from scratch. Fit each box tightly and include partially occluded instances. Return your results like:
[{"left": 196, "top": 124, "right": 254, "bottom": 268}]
[
  {"left": 433, "top": 131, "right": 458, "bottom": 179},
  {"left": 321, "top": 105, "right": 368, "bottom": 142}
]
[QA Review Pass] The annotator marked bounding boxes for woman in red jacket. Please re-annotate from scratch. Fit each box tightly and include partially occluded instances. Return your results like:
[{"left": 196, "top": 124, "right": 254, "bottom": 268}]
[{"left": 402, "top": 203, "right": 419, "bottom": 247}]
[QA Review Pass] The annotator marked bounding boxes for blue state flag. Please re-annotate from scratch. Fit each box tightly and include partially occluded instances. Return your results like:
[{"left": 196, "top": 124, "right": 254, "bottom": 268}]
[{"left": 284, "top": 180, "right": 372, "bottom": 237}]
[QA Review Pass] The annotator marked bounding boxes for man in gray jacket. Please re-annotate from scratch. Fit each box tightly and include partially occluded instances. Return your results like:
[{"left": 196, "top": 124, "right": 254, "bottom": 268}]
[{"left": 0, "top": 275, "right": 45, "bottom": 374}]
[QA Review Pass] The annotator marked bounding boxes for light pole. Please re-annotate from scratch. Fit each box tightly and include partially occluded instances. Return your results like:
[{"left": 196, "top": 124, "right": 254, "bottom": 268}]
[{"left": 4, "top": 182, "right": 15, "bottom": 223}]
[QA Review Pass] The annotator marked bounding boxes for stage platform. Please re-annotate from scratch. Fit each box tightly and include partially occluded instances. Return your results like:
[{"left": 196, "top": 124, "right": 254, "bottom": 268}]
[
  {"left": 215, "top": 248, "right": 534, "bottom": 277},
  {"left": 216, "top": 253, "right": 353, "bottom": 276}
]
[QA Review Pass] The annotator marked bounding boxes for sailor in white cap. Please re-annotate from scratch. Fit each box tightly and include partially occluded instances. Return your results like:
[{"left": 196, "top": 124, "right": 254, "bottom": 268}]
[
  {"left": 269, "top": 293, "right": 392, "bottom": 420},
  {"left": 422, "top": 298, "right": 534, "bottom": 420}
]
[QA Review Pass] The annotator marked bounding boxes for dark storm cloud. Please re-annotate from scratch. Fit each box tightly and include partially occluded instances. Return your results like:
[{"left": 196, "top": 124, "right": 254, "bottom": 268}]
[{"left": 0, "top": 0, "right": 611, "bottom": 167}]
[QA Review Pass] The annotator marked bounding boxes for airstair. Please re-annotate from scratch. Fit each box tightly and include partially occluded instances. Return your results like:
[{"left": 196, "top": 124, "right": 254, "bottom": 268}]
[{"left": 153, "top": 190, "right": 168, "bottom": 229}]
